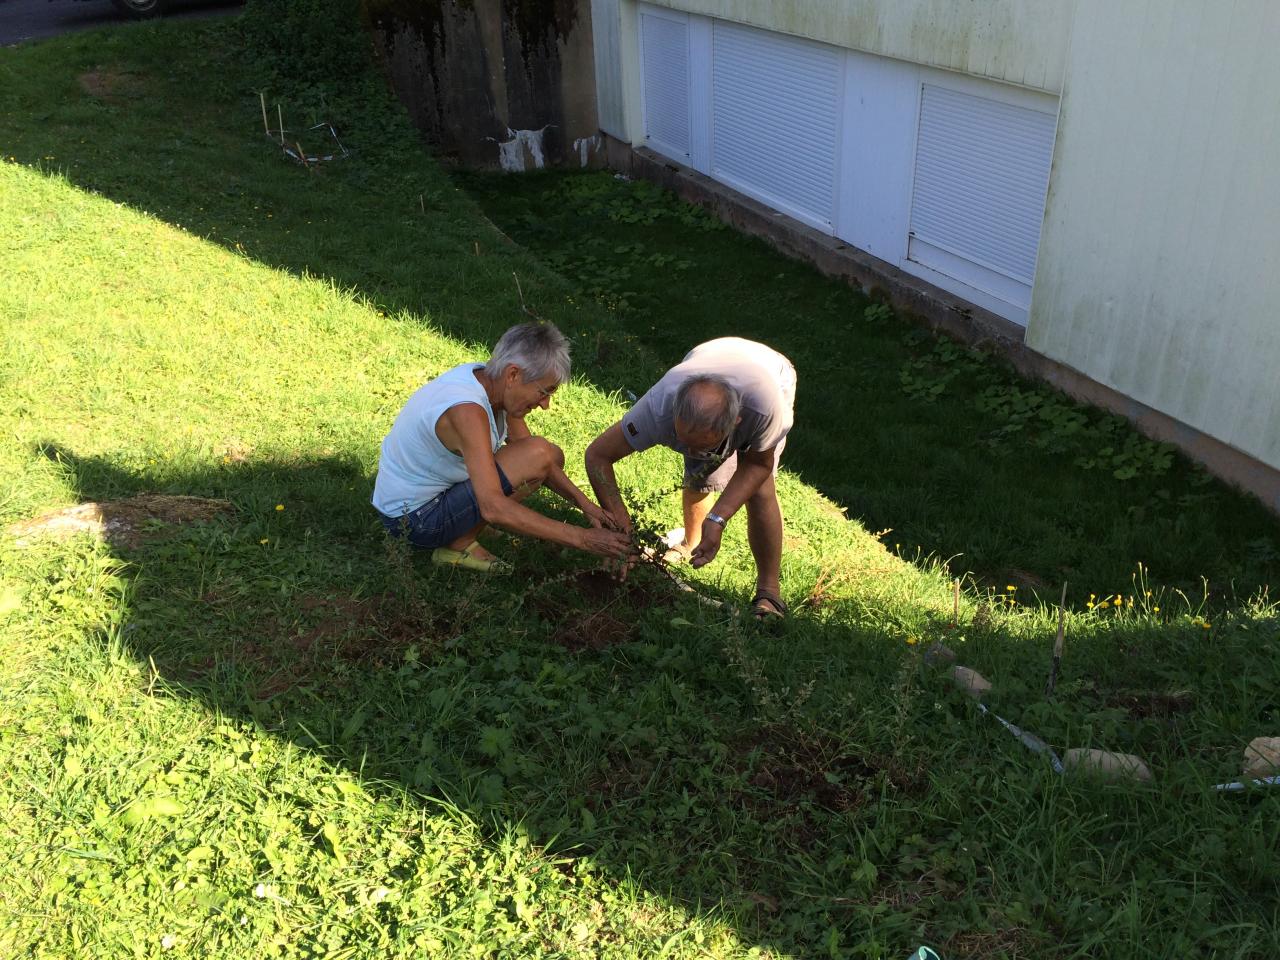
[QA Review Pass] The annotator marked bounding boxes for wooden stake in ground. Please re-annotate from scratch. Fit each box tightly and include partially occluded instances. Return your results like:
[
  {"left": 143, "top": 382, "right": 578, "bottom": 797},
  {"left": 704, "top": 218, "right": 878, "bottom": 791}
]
[
  {"left": 277, "top": 103, "right": 285, "bottom": 145},
  {"left": 951, "top": 578, "right": 960, "bottom": 627},
  {"left": 1046, "top": 582, "right": 1067, "bottom": 696},
  {"left": 259, "top": 92, "right": 270, "bottom": 136},
  {"left": 512, "top": 272, "right": 543, "bottom": 321}
]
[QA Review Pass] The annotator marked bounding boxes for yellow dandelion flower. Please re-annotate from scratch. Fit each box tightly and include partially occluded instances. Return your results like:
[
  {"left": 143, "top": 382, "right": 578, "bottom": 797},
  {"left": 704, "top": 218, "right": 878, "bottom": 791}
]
[
  {"left": 275, "top": 504, "right": 285, "bottom": 511},
  {"left": 1086, "top": 601, "right": 1095, "bottom": 609},
  {"left": 1005, "top": 584, "right": 1016, "bottom": 591},
  {"left": 905, "top": 636, "right": 918, "bottom": 645},
  {"left": 1202, "top": 622, "right": 1211, "bottom": 629},
  {"left": 259, "top": 538, "right": 269, "bottom": 545},
  {"left": 1153, "top": 606, "right": 1160, "bottom": 613}
]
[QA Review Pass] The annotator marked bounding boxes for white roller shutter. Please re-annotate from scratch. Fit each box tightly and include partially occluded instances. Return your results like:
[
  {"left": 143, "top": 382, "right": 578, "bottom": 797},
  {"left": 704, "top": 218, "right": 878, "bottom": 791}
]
[
  {"left": 908, "top": 83, "right": 1056, "bottom": 307},
  {"left": 710, "top": 21, "right": 842, "bottom": 231},
  {"left": 640, "top": 10, "right": 691, "bottom": 160}
]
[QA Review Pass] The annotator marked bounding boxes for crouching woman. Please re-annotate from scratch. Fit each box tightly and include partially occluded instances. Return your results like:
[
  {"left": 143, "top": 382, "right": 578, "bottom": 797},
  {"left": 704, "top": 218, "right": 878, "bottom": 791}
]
[{"left": 372, "top": 322, "right": 633, "bottom": 573}]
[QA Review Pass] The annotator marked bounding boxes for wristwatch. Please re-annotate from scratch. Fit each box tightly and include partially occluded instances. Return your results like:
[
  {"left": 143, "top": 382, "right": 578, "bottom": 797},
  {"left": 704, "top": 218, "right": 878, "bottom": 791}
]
[{"left": 706, "top": 512, "right": 728, "bottom": 527}]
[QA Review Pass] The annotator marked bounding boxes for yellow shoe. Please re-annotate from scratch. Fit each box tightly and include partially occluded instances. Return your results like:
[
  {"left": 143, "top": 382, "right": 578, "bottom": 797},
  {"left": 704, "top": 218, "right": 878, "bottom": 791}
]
[{"left": 431, "top": 541, "right": 513, "bottom": 575}]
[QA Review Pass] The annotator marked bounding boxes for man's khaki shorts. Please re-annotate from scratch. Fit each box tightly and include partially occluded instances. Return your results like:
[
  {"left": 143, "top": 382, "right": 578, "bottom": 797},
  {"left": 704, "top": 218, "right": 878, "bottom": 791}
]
[{"left": 683, "top": 439, "right": 787, "bottom": 493}]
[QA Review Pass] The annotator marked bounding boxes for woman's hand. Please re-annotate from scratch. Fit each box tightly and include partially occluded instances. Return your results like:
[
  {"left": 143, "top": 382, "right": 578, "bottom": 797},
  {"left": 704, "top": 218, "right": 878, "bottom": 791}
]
[{"left": 578, "top": 527, "right": 636, "bottom": 560}]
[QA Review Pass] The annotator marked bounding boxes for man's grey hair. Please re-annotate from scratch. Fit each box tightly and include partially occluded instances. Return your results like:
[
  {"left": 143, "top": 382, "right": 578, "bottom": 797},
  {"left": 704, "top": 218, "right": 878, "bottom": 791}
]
[
  {"left": 673, "top": 374, "right": 741, "bottom": 438},
  {"left": 486, "top": 322, "right": 572, "bottom": 384}
]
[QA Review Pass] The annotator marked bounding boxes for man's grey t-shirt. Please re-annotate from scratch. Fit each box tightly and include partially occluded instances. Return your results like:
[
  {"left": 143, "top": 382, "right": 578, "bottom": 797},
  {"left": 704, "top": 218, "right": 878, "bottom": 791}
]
[{"left": 622, "top": 338, "right": 795, "bottom": 468}]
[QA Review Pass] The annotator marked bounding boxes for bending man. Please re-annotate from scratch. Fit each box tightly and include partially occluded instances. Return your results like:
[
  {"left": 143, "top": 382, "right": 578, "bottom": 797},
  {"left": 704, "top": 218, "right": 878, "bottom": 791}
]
[
  {"left": 373, "top": 322, "right": 633, "bottom": 572},
  {"left": 585, "top": 337, "right": 796, "bottom": 619}
]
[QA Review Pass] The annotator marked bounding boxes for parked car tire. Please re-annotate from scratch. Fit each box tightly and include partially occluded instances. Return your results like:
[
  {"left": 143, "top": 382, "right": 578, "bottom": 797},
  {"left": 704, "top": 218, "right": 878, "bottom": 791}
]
[{"left": 111, "top": 0, "right": 168, "bottom": 18}]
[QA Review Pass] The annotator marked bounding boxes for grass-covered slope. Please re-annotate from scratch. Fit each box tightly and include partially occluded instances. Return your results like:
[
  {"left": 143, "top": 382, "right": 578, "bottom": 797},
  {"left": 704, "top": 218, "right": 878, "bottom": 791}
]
[{"left": 1, "top": 7, "right": 1278, "bottom": 958}]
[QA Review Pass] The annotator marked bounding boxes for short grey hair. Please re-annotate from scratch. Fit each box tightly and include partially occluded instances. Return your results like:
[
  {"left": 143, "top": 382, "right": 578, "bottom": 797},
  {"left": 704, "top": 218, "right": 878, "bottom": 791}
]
[
  {"left": 673, "top": 374, "right": 741, "bottom": 438},
  {"left": 485, "top": 322, "right": 571, "bottom": 384}
]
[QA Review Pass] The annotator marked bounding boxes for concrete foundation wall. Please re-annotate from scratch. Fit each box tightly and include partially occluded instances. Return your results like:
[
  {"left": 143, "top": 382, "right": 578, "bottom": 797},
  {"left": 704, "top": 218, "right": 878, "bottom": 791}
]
[{"left": 368, "top": 0, "right": 604, "bottom": 170}]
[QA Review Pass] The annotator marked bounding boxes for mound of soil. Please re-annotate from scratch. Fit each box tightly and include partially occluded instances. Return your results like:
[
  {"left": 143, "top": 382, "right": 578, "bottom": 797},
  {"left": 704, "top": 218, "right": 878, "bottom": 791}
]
[
  {"left": 78, "top": 69, "right": 146, "bottom": 102},
  {"left": 734, "top": 730, "right": 880, "bottom": 814},
  {"left": 292, "top": 592, "right": 446, "bottom": 658},
  {"left": 1106, "top": 688, "right": 1195, "bottom": 719},
  {"left": 532, "top": 569, "right": 674, "bottom": 651},
  {"left": 585, "top": 728, "right": 926, "bottom": 851},
  {"left": 8, "top": 494, "right": 233, "bottom": 549},
  {"left": 187, "top": 591, "right": 449, "bottom": 700}
]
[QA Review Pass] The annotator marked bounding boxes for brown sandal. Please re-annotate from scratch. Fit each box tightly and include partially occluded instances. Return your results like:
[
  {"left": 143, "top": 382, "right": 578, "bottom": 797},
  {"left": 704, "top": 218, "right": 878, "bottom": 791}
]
[{"left": 751, "top": 591, "right": 789, "bottom": 621}]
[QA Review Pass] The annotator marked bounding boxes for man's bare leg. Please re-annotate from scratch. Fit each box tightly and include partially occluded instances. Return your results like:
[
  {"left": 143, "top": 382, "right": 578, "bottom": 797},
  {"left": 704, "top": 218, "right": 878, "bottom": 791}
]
[
  {"left": 745, "top": 474, "right": 783, "bottom": 602},
  {"left": 668, "top": 488, "right": 713, "bottom": 560},
  {"left": 444, "top": 437, "right": 559, "bottom": 559}
]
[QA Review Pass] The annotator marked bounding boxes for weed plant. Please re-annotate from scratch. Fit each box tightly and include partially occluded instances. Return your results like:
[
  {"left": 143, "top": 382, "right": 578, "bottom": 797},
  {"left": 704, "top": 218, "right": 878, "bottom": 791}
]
[{"left": 1, "top": 4, "right": 1279, "bottom": 959}]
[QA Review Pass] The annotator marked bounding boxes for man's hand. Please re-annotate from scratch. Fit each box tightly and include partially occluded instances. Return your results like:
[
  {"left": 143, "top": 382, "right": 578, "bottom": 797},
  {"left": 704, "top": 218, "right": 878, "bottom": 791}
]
[
  {"left": 580, "top": 501, "right": 612, "bottom": 530},
  {"left": 578, "top": 527, "right": 636, "bottom": 560},
  {"left": 689, "top": 519, "right": 724, "bottom": 568},
  {"left": 604, "top": 504, "right": 633, "bottom": 535}
]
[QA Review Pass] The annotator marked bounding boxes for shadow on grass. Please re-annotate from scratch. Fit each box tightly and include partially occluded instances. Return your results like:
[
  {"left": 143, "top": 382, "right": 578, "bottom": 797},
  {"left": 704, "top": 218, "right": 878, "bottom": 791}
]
[
  {"left": 37, "top": 444, "right": 960, "bottom": 956},
  {"left": 33, "top": 443, "right": 1280, "bottom": 957}
]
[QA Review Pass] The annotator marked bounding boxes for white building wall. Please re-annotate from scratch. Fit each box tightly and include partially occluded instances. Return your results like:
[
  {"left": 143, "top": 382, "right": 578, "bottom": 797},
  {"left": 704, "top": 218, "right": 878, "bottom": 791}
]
[
  {"left": 594, "top": 0, "right": 1074, "bottom": 139},
  {"left": 628, "top": 4, "right": 1057, "bottom": 325},
  {"left": 1027, "top": 0, "right": 1280, "bottom": 470}
]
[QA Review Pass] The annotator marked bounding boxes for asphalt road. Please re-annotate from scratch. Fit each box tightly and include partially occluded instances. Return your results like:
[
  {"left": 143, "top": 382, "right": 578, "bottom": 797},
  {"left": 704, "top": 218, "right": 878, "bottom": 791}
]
[{"left": 0, "top": 0, "right": 242, "bottom": 46}]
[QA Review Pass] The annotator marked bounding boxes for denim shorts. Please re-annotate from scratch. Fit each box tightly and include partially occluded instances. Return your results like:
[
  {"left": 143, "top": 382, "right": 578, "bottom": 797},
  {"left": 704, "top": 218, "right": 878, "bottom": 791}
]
[{"left": 379, "top": 465, "right": 513, "bottom": 550}]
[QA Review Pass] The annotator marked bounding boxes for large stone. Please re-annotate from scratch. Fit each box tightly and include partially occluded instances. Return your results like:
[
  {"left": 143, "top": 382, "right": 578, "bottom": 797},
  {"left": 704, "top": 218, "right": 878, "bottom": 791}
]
[
  {"left": 1064, "top": 749, "right": 1153, "bottom": 783},
  {"left": 925, "top": 642, "right": 958, "bottom": 666},
  {"left": 1243, "top": 737, "right": 1280, "bottom": 780},
  {"left": 951, "top": 665, "right": 991, "bottom": 699}
]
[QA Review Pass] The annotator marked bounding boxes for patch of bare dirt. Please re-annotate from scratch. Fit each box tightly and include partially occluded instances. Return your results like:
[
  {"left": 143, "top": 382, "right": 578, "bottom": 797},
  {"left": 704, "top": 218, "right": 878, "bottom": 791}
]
[
  {"left": 78, "top": 68, "right": 146, "bottom": 102},
  {"left": 290, "top": 592, "right": 447, "bottom": 662},
  {"left": 216, "top": 436, "right": 254, "bottom": 464},
  {"left": 726, "top": 727, "right": 928, "bottom": 844},
  {"left": 733, "top": 729, "right": 878, "bottom": 814},
  {"left": 1105, "top": 688, "right": 1195, "bottom": 720},
  {"left": 8, "top": 494, "right": 233, "bottom": 549},
  {"left": 531, "top": 570, "right": 673, "bottom": 651},
  {"left": 995, "top": 567, "right": 1049, "bottom": 592},
  {"left": 942, "top": 926, "right": 1037, "bottom": 959},
  {"left": 582, "top": 727, "right": 926, "bottom": 854},
  {"left": 597, "top": 732, "right": 901, "bottom": 814},
  {"left": 180, "top": 592, "right": 451, "bottom": 700}
]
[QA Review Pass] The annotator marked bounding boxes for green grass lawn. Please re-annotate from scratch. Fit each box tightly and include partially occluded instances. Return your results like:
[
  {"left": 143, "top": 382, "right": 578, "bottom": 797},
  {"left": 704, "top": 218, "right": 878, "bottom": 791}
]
[{"left": 2, "top": 6, "right": 1279, "bottom": 959}]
